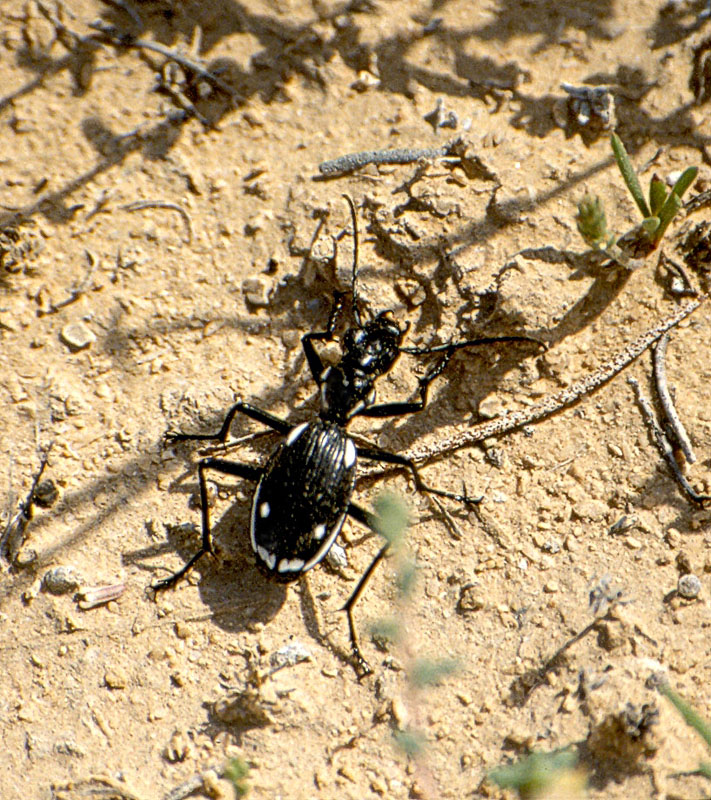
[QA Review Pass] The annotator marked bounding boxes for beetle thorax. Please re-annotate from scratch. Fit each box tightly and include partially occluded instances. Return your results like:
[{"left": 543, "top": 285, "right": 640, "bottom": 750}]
[{"left": 318, "top": 313, "right": 404, "bottom": 424}]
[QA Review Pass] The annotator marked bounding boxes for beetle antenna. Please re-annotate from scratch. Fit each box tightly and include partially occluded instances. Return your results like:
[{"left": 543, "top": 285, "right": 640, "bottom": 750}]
[{"left": 342, "top": 194, "right": 362, "bottom": 327}]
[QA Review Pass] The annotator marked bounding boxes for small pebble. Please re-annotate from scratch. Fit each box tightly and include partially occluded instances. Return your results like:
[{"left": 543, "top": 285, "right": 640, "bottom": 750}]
[
  {"left": 60, "top": 321, "right": 96, "bottom": 351},
  {"left": 351, "top": 70, "right": 380, "bottom": 91},
  {"left": 625, "top": 536, "right": 643, "bottom": 550},
  {"left": 242, "top": 276, "right": 270, "bottom": 306},
  {"left": 678, "top": 573, "right": 701, "bottom": 599},
  {"left": 391, "top": 697, "right": 409, "bottom": 729},
  {"left": 477, "top": 394, "right": 503, "bottom": 419},
  {"left": 270, "top": 641, "right": 312, "bottom": 669},
  {"left": 104, "top": 667, "right": 128, "bottom": 689},
  {"left": 326, "top": 541, "right": 348, "bottom": 570},
  {"left": 43, "top": 566, "right": 82, "bottom": 595},
  {"left": 33, "top": 479, "right": 59, "bottom": 508}
]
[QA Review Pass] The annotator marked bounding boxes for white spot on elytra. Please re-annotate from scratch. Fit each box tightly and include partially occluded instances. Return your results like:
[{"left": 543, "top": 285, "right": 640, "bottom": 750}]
[
  {"left": 313, "top": 523, "right": 327, "bottom": 540},
  {"left": 344, "top": 439, "right": 357, "bottom": 468},
  {"left": 257, "top": 546, "right": 276, "bottom": 571},
  {"left": 259, "top": 501, "right": 270, "bottom": 518},
  {"left": 286, "top": 421, "right": 309, "bottom": 446},
  {"left": 277, "top": 558, "right": 305, "bottom": 573}
]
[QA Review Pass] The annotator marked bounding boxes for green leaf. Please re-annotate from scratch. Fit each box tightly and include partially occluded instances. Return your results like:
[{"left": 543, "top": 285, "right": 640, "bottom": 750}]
[
  {"left": 372, "top": 493, "right": 409, "bottom": 548},
  {"left": 489, "top": 749, "right": 579, "bottom": 797},
  {"left": 649, "top": 175, "right": 667, "bottom": 216},
  {"left": 641, "top": 216, "right": 660, "bottom": 235},
  {"left": 659, "top": 680, "right": 711, "bottom": 749},
  {"left": 670, "top": 165, "right": 698, "bottom": 201},
  {"left": 654, "top": 192, "right": 682, "bottom": 245},
  {"left": 224, "top": 757, "right": 250, "bottom": 798},
  {"left": 408, "top": 657, "right": 459, "bottom": 687},
  {"left": 393, "top": 728, "right": 427, "bottom": 758},
  {"left": 611, "top": 133, "right": 650, "bottom": 218}
]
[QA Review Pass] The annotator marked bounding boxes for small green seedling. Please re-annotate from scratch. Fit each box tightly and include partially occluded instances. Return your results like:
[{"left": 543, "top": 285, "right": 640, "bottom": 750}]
[
  {"left": 577, "top": 133, "right": 697, "bottom": 267},
  {"left": 224, "top": 756, "right": 250, "bottom": 797},
  {"left": 657, "top": 680, "right": 711, "bottom": 780},
  {"left": 369, "top": 493, "right": 460, "bottom": 763},
  {"left": 489, "top": 748, "right": 586, "bottom": 799}
]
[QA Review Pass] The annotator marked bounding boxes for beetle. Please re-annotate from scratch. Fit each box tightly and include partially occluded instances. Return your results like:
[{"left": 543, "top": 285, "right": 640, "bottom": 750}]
[{"left": 154, "top": 196, "right": 540, "bottom": 674}]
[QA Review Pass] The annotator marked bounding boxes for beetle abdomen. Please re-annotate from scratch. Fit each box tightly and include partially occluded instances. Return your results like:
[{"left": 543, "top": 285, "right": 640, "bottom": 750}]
[{"left": 250, "top": 419, "right": 357, "bottom": 580}]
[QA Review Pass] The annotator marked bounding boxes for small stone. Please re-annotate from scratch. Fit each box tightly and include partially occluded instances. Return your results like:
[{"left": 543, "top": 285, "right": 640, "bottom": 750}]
[
  {"left": 30, "top": 652, "right": 45, "bottom": 668},
  {"left": 203, "top": 773, "right": 236, "bottom": 800},
  {"left": 665, "top": 528, "right": 681, "bottom": 549},
  {"left": 457, "top": 584, "right": 484, "bottom": 613},
  {"left": 43, "top": 566, "right": 82, "bottom": 594},
  {"left": 678, "top": 573, "right": 701, "bottom": 600},
  {"left": 395, "top": 278, "right": 426, "bottom": 307},
  {"left": 624, "top": 536, "right": 643, "bottom": 550},
  {"left": 242, "top": 276, "right": 270, "bottom": 306},
  {"left": 174, "top": 621, "right": 191, "bottom": 640},
  {"left": 351, "top": 70, "right": 380, "bottom": 91},
  {"left": 391, "top": 697, "right": 409, "bottom": 729},
  {"left": 270, "top": 641, "right": 312, "bottom": 669},
  {"left": 572, "top": 499, "right": 608, "bottom": 521},
  {"left": 34, "top": 479, "right": 59, "bottom": 508},
  {"left": 104, "top": 667, "right": 128, "bottom": 689},
  {"left": 326, "top": 541, "right": 348, "bottom": 570},
  {"left": 60, "top": 321, "right": 96, "bottom": 351},
  {"left": 478, "top": 394, "right": 503, "bottom": 419},
  {"left": 543, "top": 580, "right": 559, "bottom": 593}
]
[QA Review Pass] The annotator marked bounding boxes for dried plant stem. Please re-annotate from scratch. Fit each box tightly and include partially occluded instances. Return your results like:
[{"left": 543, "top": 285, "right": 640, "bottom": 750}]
[
  {"left": 653, "top": 333, "right": 696, "bottom": 464},
  {"left": 319, "top": 145, "right": 451, "bottom": 176},
  {"left": 627, "top": 377, "right": 710, "bottom": 506}
]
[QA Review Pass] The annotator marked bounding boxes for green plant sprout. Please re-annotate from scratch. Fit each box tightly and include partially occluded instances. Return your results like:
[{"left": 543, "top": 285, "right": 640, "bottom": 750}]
[
  {"left": 577, "top": 133, "right": 697, "bottom": 267},
  {"left": 224, "top": 756, "right": 250, "bottom": 797},
  {"left": 369, "top": 493, "right": 460, "bottom": 763},
  {"left": 657, "top": 679, "right": 711, "bottom": 780},
  {"left": 489, "top": 748, "right": 586, "bottom": 799}
]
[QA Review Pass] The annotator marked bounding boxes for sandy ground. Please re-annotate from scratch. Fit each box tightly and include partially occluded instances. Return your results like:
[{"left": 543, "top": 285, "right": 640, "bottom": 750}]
[{"left": 2, "top": 1, "right": 711, "bottom": 798}]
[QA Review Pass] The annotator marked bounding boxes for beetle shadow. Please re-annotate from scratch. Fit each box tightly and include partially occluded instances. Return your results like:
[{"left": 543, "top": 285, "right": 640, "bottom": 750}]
[
  {"left": 147, "top": 500, "right": 288, "bottom": 635},
  {"left": 146, "top": 469, "right": 368, "bottom": 677}
]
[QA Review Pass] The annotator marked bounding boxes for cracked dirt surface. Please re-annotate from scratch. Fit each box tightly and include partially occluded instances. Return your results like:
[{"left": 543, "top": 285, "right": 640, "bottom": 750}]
[{"left": 1, "top": 1, "right": 711, "bottom": 798}]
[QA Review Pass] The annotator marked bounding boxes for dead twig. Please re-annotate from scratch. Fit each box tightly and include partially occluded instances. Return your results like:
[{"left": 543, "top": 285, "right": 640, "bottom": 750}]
[
  {"left": 653, "top": 332, "right": 696, "bottom": 464},
  {"left": 122, "top": 201, "right": 192, "bottom": 244},
  {"left": 37, "top": 250, "right": 97, "bottom": 316},
  {"left": 627, "top": 376, "right": 710, "bottom": 506},
  {"left": 1, "top": 444, "right": 53, "bottom": 565},
  {"left": 318, "top": 143, "right": 458, "bottom": 177},
  {"left": 88, "top": 21, "right": 243, "bottom": 105},
  {"left": 51, "top": 775, "right": 145, "bottom": 800}
]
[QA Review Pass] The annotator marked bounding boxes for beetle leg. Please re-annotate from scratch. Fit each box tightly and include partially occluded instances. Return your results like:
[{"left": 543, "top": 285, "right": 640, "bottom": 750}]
[
  {"left": 165, "top": 400, "right": 291, "bottom": 446},
  {"left": 341, "top": 502, "right": 389, "bottom": 677},
  {"left": 356, "top": 446, "right": 482, "bottom": 505},
  {"left": 152, "top": 458, "right": 262, "bottom": 591}
]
